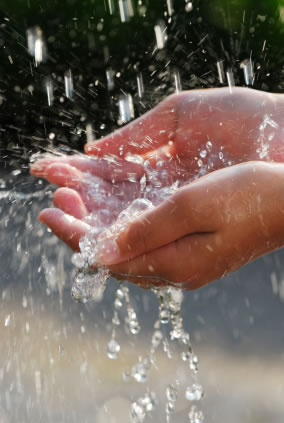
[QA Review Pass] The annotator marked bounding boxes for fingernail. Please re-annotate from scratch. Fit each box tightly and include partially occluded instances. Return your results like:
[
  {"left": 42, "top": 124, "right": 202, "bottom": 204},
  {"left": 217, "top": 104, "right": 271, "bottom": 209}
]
[{"left": 97, "top": 239, "right": 121, "bottom": 265}]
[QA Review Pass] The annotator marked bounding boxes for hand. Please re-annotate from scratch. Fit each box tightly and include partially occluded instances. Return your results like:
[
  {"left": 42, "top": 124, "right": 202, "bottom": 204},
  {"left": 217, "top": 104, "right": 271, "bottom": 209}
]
[
  {"left": 30, "top": 87, "right": 284, "bottom": 289},
  {"left": 95, "top": 161, "right": 284, "bottom": 289},
  {"left": 85, "top": 87, "right": 284, "bottom": 184},
  {"left": 30, "top": 154, "right": 146, "bottom": 250}
]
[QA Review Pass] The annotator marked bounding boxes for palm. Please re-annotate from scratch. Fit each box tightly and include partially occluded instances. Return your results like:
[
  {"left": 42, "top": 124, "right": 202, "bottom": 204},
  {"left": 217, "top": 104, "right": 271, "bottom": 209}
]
[
  {"left": 87, "top": 87, "right": 283, "bottom": 183},
  {"left": 31, "top": 87, "right": 283, "bottom": 252}
]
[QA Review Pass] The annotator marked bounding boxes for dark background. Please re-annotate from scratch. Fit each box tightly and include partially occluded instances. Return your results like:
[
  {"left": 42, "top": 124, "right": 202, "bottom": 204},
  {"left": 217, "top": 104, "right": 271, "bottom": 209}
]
[{"left": 0, "top": 0, "right": 284, "bottom": 166}]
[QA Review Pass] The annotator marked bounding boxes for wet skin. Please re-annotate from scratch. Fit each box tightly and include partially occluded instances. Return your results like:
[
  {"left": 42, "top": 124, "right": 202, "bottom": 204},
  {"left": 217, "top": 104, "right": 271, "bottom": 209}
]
[{"left": 30, "top": 87, "right": 284, "bottom": 289}]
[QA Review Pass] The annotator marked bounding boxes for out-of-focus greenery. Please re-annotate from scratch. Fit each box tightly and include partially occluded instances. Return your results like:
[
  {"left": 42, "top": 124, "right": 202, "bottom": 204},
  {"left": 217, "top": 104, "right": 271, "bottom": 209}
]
[{"left": 201, "top": 0, "right": 281, "bottom": 31}]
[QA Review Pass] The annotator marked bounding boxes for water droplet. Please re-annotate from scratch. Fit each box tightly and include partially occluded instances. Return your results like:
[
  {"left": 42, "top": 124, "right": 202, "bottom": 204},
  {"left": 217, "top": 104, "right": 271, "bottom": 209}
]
[
  {"left": 131, "top": 401, "right": 145, "bottom": 423},
  {"left": 64, "top": 69, "right": 73, "bottom": 98},
  {"left": 106, "top": 68, "right": 115, "bottom": 90},
  {"left": 152, "top": 330, "right": 163, "bottom": 348},
  {"left": 166, "top": 384, "right": 177, "bottom": 402},
  {"left": 112, "top": 313, "right": 120, "bottom": 326},
  {"left": 160, "top": 309, "right": 170, "bottom": 324},
  {"left": 137, "top": 72, "right": 144, "bottom": 98},
  {"left": 131, "top": 362, "right": 147, "bottom": 383},
  {"left": 216, "top": 60, "right": 225, "bottom": 84},
  {"left": 226, "top": 69, "right": 235, "bottom": 92},
  {"left": 188, "top": 405, "right": 204, "bottom": 422},
  {"left": 27, "top": 26, "right": 47, "bottom": 64},
  {"left": 116, "top": 289, "right": 124, "bottom": 300},
  {"left": 114, "top": 298, "right": 123, "bottom": 309},
  {"left": 107, "top": 338, "right": 120, "bottom": 359},
  {"left": 154, "top": 20, "right": 167, "bottom": 49},
  {"left": 185, "top": 384, "right": 204, "bottom": 401},
  {"left": 181, "top": 332, "right": 190, "bottom": 345},
  {"left": 118, "top": 93, "right": 135, "bottom": 124},
  {"left": 181, "top": 351, "right": 191, "bottom": 362},
  {"left": 206, "top": 141, "right": 212, "bottom": 152},
  {"left": 185, "top": 2, "right": 193, "bottom": 13},
  {"left": 48, "top": 132, "right": 55, "bottom": 140},
  {"left": 166, "top": 400, "right": 175, "bottom": 414},
  {"left": 4, "top": 314, "right": 11, "bottom": 327},
  {"left": 240, "top": 59, "right": 254, "bottom": 86},
  {"left": 45, "top": 79, "right": 54, "bottom": 106},
  {"left": 189, "top": 354, "right": 199, "bottom": 373},
  {"left": 173, "top": 70, "right": 182, "bottom": 93},
  {"left": 119, "top": 0, "right": 134, "bottom": 22},
  {"left": 140, "top": 392, "right": 157, "bottom": 412}
]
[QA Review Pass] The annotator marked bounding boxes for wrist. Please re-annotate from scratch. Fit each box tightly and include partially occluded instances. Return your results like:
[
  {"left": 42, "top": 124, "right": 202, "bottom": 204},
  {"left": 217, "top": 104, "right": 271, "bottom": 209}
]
[{"left": 259, "top": 162, "right": 284, "bottom": 250}]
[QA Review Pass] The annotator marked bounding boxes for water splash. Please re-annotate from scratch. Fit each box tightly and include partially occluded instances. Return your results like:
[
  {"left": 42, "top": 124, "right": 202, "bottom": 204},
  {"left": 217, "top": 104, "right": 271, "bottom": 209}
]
[
  {"left": 45, "top": 79, "right": 54, "bottom": 106},
  {"left": 26, "top": 26, "right": 47, "bottom": 65},
  {"left": 64, "top": 69, "right": 74, "bottom": 99},
  {"left": 119, "top": 0, "right": 134, "bottom": 22},
  {"left": 240, "top": 59, "right": 254, "bottom": 86},
  {"left": 216, "top": 61, "right": 225, "bottom": 84},
  {"left": 118, "top": 93, "right": 135, "bottom": 124},
  {"left": 154, "top": 21, "right": 167, "bottom": 50}
]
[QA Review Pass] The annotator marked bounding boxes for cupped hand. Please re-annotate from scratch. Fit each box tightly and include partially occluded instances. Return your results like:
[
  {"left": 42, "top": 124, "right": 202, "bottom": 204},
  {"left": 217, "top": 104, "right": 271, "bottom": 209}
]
[
  {"left": 85, "top": 87, "right": 284, "bottom": 184},
  {"left": 95, "top": 161, "right": 284, "bottom": 289},
  {"left": 30, "top": 154, "right": 146, "bottom": 250},
  {"left": 30, "top": 87, "right": 284, "bottom": 289}
]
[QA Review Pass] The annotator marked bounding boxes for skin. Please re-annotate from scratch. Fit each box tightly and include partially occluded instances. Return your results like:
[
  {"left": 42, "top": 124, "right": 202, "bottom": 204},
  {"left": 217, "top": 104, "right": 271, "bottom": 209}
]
[{"left": 30, "top": 87, "right": 284, "bottom": 290}]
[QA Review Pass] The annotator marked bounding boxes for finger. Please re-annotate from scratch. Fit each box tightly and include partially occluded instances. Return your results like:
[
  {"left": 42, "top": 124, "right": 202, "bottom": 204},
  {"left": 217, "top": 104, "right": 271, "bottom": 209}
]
[
  {"left": 30, "top": 154, "right": 64, "bottom": 176},
  {"left": 43, "top": 162, "right": 84, "bottom": 189},
  {"left": 95, "top": 183, "right": 218, "bottom": 266},
  {"left": 39, "top": 208, "right": 90, "bottom": 251},
  {"left": 38, "top": 162, "right": 118, "bottom": 212},
  {"left": 31, "top": 154, "right": 145, "bottom": 182},
  {"left": 68, "top": 156, "right": 145, "bottom": 182},
  {"left": 85, "top": 94, "right": 180, "bottom": 157},
  {"left": 53, "top": 188, "right": 88, "bottom": 220},
  {"left": 109, "top": 232, "right": 221, "bottom": 290}
]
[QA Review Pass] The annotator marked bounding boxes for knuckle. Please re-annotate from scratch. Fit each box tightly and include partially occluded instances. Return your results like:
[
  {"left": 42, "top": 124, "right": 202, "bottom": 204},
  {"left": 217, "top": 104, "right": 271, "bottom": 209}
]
[{"left": 170, "top": 190, "right": 191, "bottom": 229}]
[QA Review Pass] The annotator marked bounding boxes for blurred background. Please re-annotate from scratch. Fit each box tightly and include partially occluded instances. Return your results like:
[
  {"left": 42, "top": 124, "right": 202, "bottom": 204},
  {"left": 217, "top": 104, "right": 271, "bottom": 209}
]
[{"left": 0, "top": 1, "right": 284, "bottom": 422}]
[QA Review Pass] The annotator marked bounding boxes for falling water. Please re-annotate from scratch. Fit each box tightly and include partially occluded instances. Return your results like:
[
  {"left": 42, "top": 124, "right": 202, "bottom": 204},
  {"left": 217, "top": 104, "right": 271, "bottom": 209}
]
[{"left": 1, "top": 2, "right": 284, "bottom": 422}]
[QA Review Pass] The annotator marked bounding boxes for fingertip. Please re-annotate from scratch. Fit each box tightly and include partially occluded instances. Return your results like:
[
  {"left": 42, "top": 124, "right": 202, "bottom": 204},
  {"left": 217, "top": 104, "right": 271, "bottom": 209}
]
[
  {"left": 84, "top": 142, "right": 102, "bottom": 155},
  {"left": 53, "top": 187, "right": 88, "bottom": 219},
  {"left": 38, "top": 207, "right": 90, "bottom": 251},
  {"left": 38, "top": 207, "right": 63, "bottom": 224}
]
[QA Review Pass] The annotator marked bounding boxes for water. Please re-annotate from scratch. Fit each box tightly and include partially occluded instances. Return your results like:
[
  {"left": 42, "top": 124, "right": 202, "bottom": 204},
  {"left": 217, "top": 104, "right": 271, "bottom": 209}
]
[
  {"left": 118, "top": 93, "right": 135, "bottom": 124},
  {"left": 26, "top": 26, "right": 47, "bottom": 65},
  {"left": 69, "top": 183, "right": 204, "bottom": 420},
  {"left": 154, "top": 21, "right": 167, "bottom": 50},
  {"left": 64, "top": 70, "right": 74, "bottom": 99},
  {"left": 1, "top": 3, "right": 284, "bottom": 422}
]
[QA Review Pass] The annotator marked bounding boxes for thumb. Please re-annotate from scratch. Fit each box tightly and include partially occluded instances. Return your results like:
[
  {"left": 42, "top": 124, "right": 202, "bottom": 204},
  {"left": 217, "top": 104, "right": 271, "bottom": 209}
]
[
  {"left": 95, "top": 184, "right": 215, "bottom": 266},
  {"left": 84, "top": 94, "right": 180, "bottom": 158}
]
